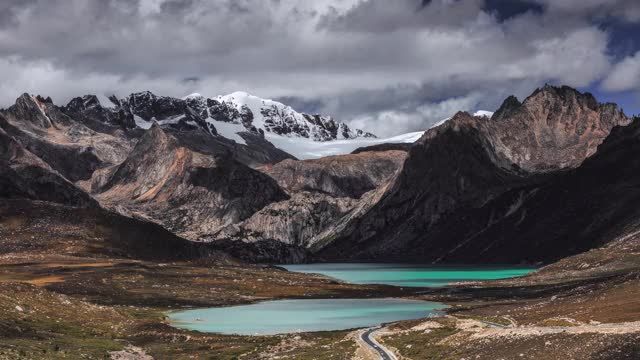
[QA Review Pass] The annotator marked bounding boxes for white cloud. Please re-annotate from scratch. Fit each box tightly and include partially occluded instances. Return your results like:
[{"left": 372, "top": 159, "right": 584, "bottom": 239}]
[
  {"left": 0, "top": 0, "right": 622, "bottom": 136},
  {"left": 346, "top": 93, "right": 486, "bottom": 136},
  {"left": 602, "top": 51, "right": 640, "bottom": 92}
]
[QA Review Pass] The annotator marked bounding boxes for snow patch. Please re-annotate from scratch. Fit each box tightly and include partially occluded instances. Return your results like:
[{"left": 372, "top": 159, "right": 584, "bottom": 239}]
[
  {"left": 157, "top": 115, "right": 186, "bottom": 125},
  {"left": 133, "top": 115, "right": 152, "bottom": 129},
  {"left": 265, "top": 130, "right": 425, "bottom": 159},
  {"left": 183, "top": 93, "right": 203, "bottom": 100},
  {"left": 206, "top": 118, "right": 247, "bottom": 145},
  {"left": 474, "top": 110, "right": 494, "bottom": 118}
]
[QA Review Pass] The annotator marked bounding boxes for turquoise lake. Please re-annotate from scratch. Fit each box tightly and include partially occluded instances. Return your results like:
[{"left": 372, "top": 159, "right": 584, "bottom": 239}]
[
  {"left": 168, "top": 264, "right": 534, "bottom": 335},
  {"left": 282, "top": 263, "right": 535, "bottom": 287},
  {"left": 168, "top": 298, "right": 445, "bottom": 335}
]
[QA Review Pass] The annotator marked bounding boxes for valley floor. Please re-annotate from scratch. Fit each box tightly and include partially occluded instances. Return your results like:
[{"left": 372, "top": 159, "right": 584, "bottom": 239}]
[
  {"left": 1, "top": 201, "right": 640, "bottom": 359},
  {"left": 1, "top": 254, "right": 639, "bottom": 360},
  {"left": 0, "top": 254, "right": 412, "bottom": 360}
]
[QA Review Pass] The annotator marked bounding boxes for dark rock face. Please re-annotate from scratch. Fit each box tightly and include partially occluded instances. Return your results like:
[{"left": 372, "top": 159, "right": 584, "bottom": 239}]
[
  {"left": 259, "top": 150, "right": 406, "bottom": 198},
  {"left": 0, "top": 125, "right": 96, "bottom": 207},
  {"left": 93, "top": 124, "right": 289, "bottom": 241},
  {"left": 65, "top": 95, "right": 135, "bottom": 130},
  {"left": 1, "top": 96, "right": 132, "bottom": 182},
  {"left": 377, "top": 116, "right": 640, "bottom": 264},
  {"left": 115, "top": 91, "right": 211, "bottom": 133},
  {"left": 318, "top": 112, "right": 527, "bottom": 260},
  {"left": 317, "top": 86, "right": 633, "bottom": 263},
  {"left": 5, "top": 94, "right": 54, "bottom": 128},
  {"left": 201, "top": 98, "right": 254, "bottom": 130}
]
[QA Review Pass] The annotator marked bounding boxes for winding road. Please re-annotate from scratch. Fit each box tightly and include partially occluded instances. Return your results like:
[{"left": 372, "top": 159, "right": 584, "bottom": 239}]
[{"left": 361, "top": 327, "right": 397, "bottom": 360}]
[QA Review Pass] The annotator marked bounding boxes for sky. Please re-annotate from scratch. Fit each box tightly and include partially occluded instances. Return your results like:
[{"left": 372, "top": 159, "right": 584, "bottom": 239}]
[{"left": 1, "top": 0, "right": 640, "bottom": 136}]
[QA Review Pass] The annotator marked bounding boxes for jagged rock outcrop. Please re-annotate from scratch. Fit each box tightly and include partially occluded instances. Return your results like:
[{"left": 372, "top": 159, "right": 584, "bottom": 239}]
[
  {"left": 207, "top": 149, "right": 406, "bottom": 262},
  {"left": 93, "top": 123, "right": 289, "bottom": 240},
  {"left": 486, "top": 84, "right": 629, "bottom": 172},
  {"left": 316, "top": 86, "right": 632, "bottom": 263},
  {"left": 64, "top": 95, "right": 136, "bottom": 131},
  {"left": 0, "top": 124, "right": 96, "bottom": 207},
  {"left": 64, "top": 92, "right": 295, "bottom": 167},
  {"left": 259, "top": 150, "right": 406, "bottom": 198},
  {"left": 113, "top": 91, "right": 213, "bottom": 133},
  {"left": 1, "top": 94, "right": 133, "bottom": 181}
]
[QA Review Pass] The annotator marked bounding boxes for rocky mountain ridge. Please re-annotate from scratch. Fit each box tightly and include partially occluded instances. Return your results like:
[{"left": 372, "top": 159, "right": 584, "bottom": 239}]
[
  {"left": 68, "top": 90, "right": 375, "bottom": 142},
  {"left": 316, "top": 85, "right": 633, "bottom": 263},
  {"left": 92, "top": 123, "right": 289, "bottom": 241},
  {"left": 0, "top": 84, "right": 636, "bottom": 264}
]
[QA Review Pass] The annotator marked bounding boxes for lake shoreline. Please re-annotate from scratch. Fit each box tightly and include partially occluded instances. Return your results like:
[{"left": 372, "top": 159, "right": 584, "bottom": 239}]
[{"left": 164, "top": 263, "right": 533, "bottom": 335}]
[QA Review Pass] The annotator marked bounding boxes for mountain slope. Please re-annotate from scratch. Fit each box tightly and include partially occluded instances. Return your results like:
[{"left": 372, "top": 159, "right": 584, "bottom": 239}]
[
  {"left": 190, "top": 91, "right": 375, "bottom": 141},
  {"left": 1, "top": 94, "right": 133, "bottom": 181},
  {"left": 487, "top": 85, "right": 628, "bottom": 172},
  {"left": 0, "top": 123, "right": 96, "bottom": 207},
  {"left": 65, "top": 93, "right": 294, "bottom": 168},
  {"left": 258, "top": 150, "right": 407, "bottom": 198},
  {"left": 317, "top": 111, "right": 528, "bottom": 259},
  {"left": 412, "top": 115, "right": 640, "bottom": 264},
  {"left": 317, "top": 85, "right": 632, "bottom": 263},
  {"left": 92, "top": 123, "right": 289, "bottom": 240}
]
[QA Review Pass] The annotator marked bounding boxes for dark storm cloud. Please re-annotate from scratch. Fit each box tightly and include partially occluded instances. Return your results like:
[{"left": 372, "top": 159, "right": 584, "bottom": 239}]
[
  {"left": 0, "top": 0, "right": 638, "bottom": 135},
  {"left": 533, "top": 0, "right": 640, "bottom": 23},
  {"left": 0, "top": 0, "right": 37, "bottom": 28},
  {"left": 483, "top": 0, "right": 542, "bottom": 21}
]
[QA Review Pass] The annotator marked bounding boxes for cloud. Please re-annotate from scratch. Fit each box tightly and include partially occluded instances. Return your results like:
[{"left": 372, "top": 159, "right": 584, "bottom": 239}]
[
  {"left": 0, "top": 0, "right": 629, "bottom": 135},
  {"left": 346, "top": 92, "right": 487, "bottom": 136},
  {"left": 602, "top": 51, "right": 640, "bottom": 92}
]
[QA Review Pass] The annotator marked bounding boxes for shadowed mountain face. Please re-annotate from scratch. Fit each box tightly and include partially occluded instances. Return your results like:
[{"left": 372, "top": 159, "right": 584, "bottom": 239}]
[
  {"left": 0, "top": 199, "right": 231, "bottom": 264},
  {"left": 317, "top": 112, "right": 529, "bottom": 260},
  {"left": 0, "top": 124, "right": 96, "bottom": 207},
  {"left": 1, "top": 94, "right": 133, "bottom": 182},
  {"left": 317, "top": 86, "right": 634, "bottom": 264},
  {"left": 92, "top": 123, "right": 289, "bottom": 241}
]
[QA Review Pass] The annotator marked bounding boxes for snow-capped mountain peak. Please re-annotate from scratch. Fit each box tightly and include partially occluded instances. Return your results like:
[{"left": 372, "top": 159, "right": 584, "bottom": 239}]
[{"left": 208, "top": 91, "right": 376, "bottom": 141}]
